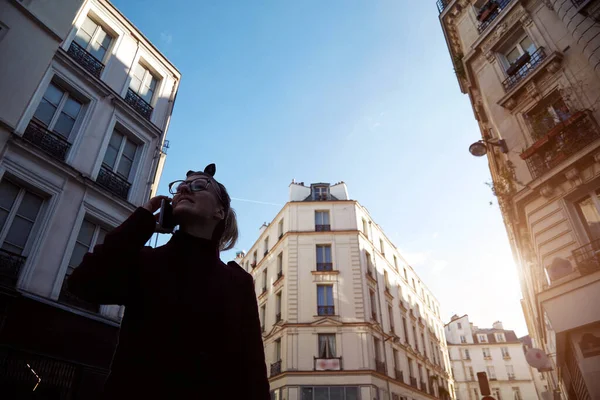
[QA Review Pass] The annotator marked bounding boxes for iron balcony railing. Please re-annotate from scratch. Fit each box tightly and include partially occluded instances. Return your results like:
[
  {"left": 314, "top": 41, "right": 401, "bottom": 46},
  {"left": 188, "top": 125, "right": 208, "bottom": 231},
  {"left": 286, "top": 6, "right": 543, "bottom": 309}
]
[
  {"left": 97, "top": 165, "right": 131, "bottom": 200},
  {"left": 502, "top": 47, "right": 546, "bottom": 91},
  {"left": 477, "top": 0, "right": 513, "bottom": 33},
  {"left": 436, "top": 0, "right": 452, "bottom": 14},
  {"left": 67, "top": 41, "right": 104, "bottom": 79},
  {"left": 270, "top": 360, "right": 282, "bottom": 377},
  {"left": 0, "top": 248, "right": 26, "bottom": 289},
  {"left": 317, "top": 305, "right": 335, "bottom": 316},
  {"left": 59, "top": 280, "right": 99, "bottom": 313},
  {"left": 315, "top": 224, "right": 331, "bottom": 232},
  {"left": 317, "top": 262, "right": 333, "bottom": 272},
  {"left": 375, "top": 360, "right": 386, "bottom": 374},
  {"left": 125, "top": 88, "right": 153, "bottom": 120},
  {"left": 395, "top": 369, "right": 404, "bottom": 382},
  {"left": 572, "top": 237, "right": 600, "bottom": 276},
  {"left": 520, "top": 110, "right": 600, "bottom": 179},
  {"left": 23, "top": 119, "right": 71, "bottom": 161}
]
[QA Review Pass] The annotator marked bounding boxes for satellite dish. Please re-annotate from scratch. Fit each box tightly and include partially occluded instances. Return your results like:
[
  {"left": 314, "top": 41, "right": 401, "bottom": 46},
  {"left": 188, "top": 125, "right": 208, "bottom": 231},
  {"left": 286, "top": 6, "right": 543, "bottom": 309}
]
[{"left": 526, "top": 348, "right": 553, "bottom": 371}]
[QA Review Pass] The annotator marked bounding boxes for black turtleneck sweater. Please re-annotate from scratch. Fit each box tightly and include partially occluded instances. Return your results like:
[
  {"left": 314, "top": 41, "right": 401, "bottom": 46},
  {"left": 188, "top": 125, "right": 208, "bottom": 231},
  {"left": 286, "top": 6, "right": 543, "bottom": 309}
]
[{"left": 68, "top": 208, "right": 270, "bottom": 399}]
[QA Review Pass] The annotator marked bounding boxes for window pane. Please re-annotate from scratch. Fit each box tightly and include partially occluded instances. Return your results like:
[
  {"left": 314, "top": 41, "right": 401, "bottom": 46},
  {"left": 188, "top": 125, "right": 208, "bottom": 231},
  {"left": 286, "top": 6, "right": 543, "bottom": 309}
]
[
  {"left": 520, "top": 36, "right": 536, "bottom": 54},
  {"left": 314, "top": 387, "right": 328, "bottom": 400},
  {"left": 89, "top": 42, "right": 107, "bottom": 61},
  {"left": 577, "top": 196, "right": 600, "bottom": 241},
  {"left": 109, "top": 131, "right": 124, "bottom": 149},
  {"left": 77, "top": 220, "right": 96, "bottom": 246},
  {"left": 0, "top": 180, "right": 20, "bottom": 211},
  {"left": 53, "top": 114, "right": 76, "bottom": 138},
  {"left": 326, "top": 286, "right": 333, "bottom": 305},
  {"left": 0, "top": 209, "right": 9, "bottom": 234},
  {"left": 122, "top": 140, "right": 137, "bottom": 160},
  {"left": 4, "top": 216, "right": 34, "bottom": 252},
  {"left": 301, "top": 388, "right": 313, "bottom": 400},
  {"left": 62, "top": 97, "right": 82, "bottom": 119},
  {"left": 129, "top": 76, "right": 143, "bottom": 93},
  {"left": 116, "top": 156, "right": 133, "bottom": 179},
  {"left": 133, "top": 63, "right": 146, "bottom": 80},
  {"left": 329, "top": 387, "right": 343, "bottom": 400},
  {"left": 103, "top": 146, "right": 118, "bottom": 169},
  {"left": 69, "top": 242, "right": 90, "bottom": 268},
  {"left": 505, "top": 47, "right": 520, "bottom": 64},
  {"left": 96, "top": 228, "right": 109, "bottom": 246},
  {"left": 17, "top": 192, "right": 43, "bottom": 221},
  {"left": 74, "top": 30, "right": 92, "bottom": 48},
  {"left": 324, "top": 246, "right": 331, "bottom": 262},
  {"left": 80, "top": 17, "right": 98, "bottom": 39},
  {"left": 44, "top": 84, "right": 64, "bottom": 106},
  {"left": 33, "top": 99, "right": 58, "bottom": 126},
  {"left": 345, "top": 387, "right": 359, "bottom": 400}
]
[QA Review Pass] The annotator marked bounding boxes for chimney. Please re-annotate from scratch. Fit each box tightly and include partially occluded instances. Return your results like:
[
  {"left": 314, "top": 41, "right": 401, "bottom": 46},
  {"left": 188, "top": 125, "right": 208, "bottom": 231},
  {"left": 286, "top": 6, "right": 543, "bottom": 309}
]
[
  {"left": 493, "top": 321, "right": 504, "bottom": 330},
  {"left": 259, "top": 222, "right": 269, "bottom": 235},
  {"left": 451, "top": 314, "right": 459, "bottom": 321}
]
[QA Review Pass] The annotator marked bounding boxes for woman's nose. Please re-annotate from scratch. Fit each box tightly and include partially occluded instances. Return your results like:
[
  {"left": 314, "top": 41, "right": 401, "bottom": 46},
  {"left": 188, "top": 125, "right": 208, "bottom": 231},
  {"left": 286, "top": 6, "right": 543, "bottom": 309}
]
[{"left": 178, "top": 183, "right": 192, "bottom": 194}]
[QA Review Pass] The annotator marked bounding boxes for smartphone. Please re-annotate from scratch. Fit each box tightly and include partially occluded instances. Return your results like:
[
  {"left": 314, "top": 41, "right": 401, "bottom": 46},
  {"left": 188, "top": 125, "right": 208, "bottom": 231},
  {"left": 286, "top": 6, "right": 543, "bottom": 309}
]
[{"left": 158, "top": 199, "right": 177, "bottom": 233}]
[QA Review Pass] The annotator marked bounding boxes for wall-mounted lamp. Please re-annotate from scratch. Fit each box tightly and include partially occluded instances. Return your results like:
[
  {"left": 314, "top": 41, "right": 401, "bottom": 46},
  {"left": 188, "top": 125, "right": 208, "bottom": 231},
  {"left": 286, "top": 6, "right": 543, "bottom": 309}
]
[{"left": 468, "top": 138, "right": 508, "bottom": 157}]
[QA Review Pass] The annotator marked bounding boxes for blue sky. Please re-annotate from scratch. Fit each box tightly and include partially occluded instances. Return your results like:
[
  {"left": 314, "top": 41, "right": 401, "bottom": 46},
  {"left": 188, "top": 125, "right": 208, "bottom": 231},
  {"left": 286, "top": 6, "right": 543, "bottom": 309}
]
[{"left": 115, "top": 0, "right": 528, "bottom": 335}]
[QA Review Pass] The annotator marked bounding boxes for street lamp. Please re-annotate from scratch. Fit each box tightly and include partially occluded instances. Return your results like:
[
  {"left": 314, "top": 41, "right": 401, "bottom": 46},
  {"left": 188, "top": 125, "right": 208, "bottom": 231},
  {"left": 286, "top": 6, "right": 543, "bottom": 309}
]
[{"left": 469, "top": 138, "right": 508, "bottom": 157}]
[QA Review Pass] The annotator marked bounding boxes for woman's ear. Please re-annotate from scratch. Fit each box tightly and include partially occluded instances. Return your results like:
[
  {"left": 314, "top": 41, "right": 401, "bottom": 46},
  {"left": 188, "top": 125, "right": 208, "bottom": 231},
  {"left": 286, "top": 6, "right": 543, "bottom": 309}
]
[{"left": 215, "top": 207, "right": 225, "bottom": 220}]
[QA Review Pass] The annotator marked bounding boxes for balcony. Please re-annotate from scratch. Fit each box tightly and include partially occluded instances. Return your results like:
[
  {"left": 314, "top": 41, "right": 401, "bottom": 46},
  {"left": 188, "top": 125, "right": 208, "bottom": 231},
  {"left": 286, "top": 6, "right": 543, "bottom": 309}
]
[
  {"left": 395, "top": 369, "right": 404, "bottom": 382},
  {"left": 97, "top": 165, "right": 131, "bottom": 200},
  {"left": 410, "top": 376, "right": 418, "bottom": 388},
  {"left": 315, "top": 224, "right": 331, "bottom": 232},
  {"left": 317, "top": 305, "right": 335, "bottom": 316},
  {"left": 125, "top": 88, "right": 153, "bottom": 120},
  {"left": 436, "top": 0, "right": 452, "bottom": 13},
  {"left": 67, "top": 41, "right": 104, "bottom": 79},
  {"left": 502, "top": 47, "right": 546, "bottom": 91},
  {"left": 317, "top": 262, "right": 333, "bottom": 272},
  {"left": 270, "top": 360, "right": 282, "bottom": 377},
  {"left": 573, "top": 237, "right": 600, "bottom": 276},
  {"left": 59, "top": 280, "right": 99, "bottom": 313},
  {"left": 0, "top": 248, "right": 26, "bottom": 290},
  {"left": 508, "top": 374, "right": 516, "bottom": 380},
  {"left": 314, "top": 357, "right": 342, "bottom": 371},
  {"left": 520, "top": 110, "right": 600, "bottom": 179},
  {"left": 23, "top": 119, "right": 71, "bottom": 161},
  {"left": 375, "top": 360, "right": 387, "bottom": 374},
  {"left": 477, "top": 0, "right": 513, "bottom": 33}
]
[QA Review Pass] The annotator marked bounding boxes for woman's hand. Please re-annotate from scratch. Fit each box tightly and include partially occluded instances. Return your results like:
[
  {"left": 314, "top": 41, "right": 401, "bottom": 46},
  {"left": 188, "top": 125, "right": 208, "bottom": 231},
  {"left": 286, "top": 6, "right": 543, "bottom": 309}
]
[{"left": 142, "top": 196, "right": 171, "bottom": 214}]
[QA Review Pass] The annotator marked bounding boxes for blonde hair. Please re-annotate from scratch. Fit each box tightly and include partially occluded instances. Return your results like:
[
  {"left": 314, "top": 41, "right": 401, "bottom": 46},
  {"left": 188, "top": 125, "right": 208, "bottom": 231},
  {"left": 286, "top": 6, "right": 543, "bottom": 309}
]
[{"left": 219, "top": 207, "right": 239, "bottom": 251}]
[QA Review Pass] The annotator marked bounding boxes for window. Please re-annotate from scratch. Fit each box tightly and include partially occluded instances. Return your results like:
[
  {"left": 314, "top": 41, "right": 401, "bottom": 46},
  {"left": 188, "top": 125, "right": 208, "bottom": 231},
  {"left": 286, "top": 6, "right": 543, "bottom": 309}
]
[
  {"left": 129, "top": 63, "right": 158, "bottom": 104},
  {"left": 369, "top": 289, "right": 377, "bottom": 320},
  {"left": 493, "top": 388, "right": 502, "bottom": 400},
  {"left": 473, "top": 388, "right": 479, "bottom": 398},
  {"left": 362, "top": 218, "right": 368, "bottom": 236},
  {"left": 365, "top": 251, "right": 373, "bottom": 276},
  {"left": 300, "top": 386, "right": 359, "bottom": 400},
  {"left": 411, "top": 278, "right": 416, "bottom": 290},
  {"left": 402, "top": 316, "right": 409, "bottom": 342},
  {"left": 379, "top": 238, "right": 385, "bottom": 254},
  {"left": 252, "top": 251, "right": 257, "bottom": 267},
  {"left": 318, "top": 334, "right": 336, "bottom": 358},
  {"left": 277, "top": 219, "right": 284, "bottom": 238},
  {"left": 457, "top": 322, "right": 462, "bottom": 329},
  {"left": 503, "top": 35, "right": 537, "bottom": 69},
  {"left": 374, "top": 337, "right": 381, "bottom": 361},
  {"left": 264, "top": 237, "right": 269, "bottom": 255},
  {"left": 275, "top": 292, "right": 282, "bottom": 322},
  {"left": 315, "top": 211, "right": 330, "bottom": 231},
  {"left": 403, "top": 267, "right": 408, "bottom": 281},
  {"left": 483, "top": 348, "right": 491, "bottom": 358},
  {"left": 316, "top": 244, "right": 332, "bottom": 271},
  {"left": 33, "top": 82, "right": 83, "bottom": 139},
  {"left": 408, "top": 357, "right": 414, "bottom": 377},
  {"left": 262, "top": 269, "right": 268, "bottom": 293},
  {"left": 102, "top": 129, "right": 139, "bottom": 182},
  {"left": 277, "top": 252, "right": 283, "bottom": 277},
  {"left": 413, "top": 326, "right": 419, "bottom": 351},
  {"left": 463, "top": 348, "right": 470, "bottom": 360},
  {"left": 74, "top": 16, "right": 113, "bottom": 62},
  {"left": 495, "top": 333, "right": 506, "bottom": 342},
  {"left": 274, "top": 338, "right": 281, "bottom": 361},
  {"left": 313, "top": 185, "right": 329, "bottom": 201},
  {"left": 575, "top": 190, "right": 600, "bottom": 242},
  {"left": 487, "top": 366, "right": 496, "bottom": 380},
  {"left": 384, "top": 270, "right": 390, "bottom": 290},
  {"left": 512, "top": 387, "right": 522, "bottom": 400},
  {"left": 0, "top": 179, "right": 44, "bottom": 256},
  {"left": 317, "top": 285, "right": 334, "bottom": 315},
  {"left": 393, "top": 255, "right": 398, "bottom": 270},
  {"left": 421, "top": 333, "right": 426, "bottom": 356},
  {"left": 260, "top": 305, "right": 266, "bottom": 332},
  {"left": 506, "top": 364, "right": 515, "bottom": 379},
  {"left": 388, "top": 304, "right": 395, "bottom": 332},
  {"left": 467, "top": 366, "right": 475, "bottom": 381},
  {"left": 417, "top": 364, "right": 423, "bottom": 383},
  {"left": 478, "top": 334, "right": 488, "bottom": 343},
  {"left": 524, "top": 91, "right": 571, "bottom": 141},
  {"left": 460, "top": 335, "right": 467, "bottom": 343}
]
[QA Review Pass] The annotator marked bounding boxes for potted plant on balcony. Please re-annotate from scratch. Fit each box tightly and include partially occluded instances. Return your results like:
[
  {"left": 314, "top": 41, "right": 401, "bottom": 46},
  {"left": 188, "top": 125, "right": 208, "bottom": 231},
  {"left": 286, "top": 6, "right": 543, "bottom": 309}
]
[
  {"left": 506, "top": 52, "right": 531, "bottom": 76},
  {"left": 477, "top": 0, "right": 499, "bottom": 22}
]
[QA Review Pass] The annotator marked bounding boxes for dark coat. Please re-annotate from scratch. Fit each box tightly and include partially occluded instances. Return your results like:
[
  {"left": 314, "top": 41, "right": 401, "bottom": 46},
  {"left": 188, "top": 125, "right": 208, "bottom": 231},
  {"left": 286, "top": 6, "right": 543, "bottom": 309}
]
[{"left": 68, "top": 208, "right": 270, "bottom": 399}]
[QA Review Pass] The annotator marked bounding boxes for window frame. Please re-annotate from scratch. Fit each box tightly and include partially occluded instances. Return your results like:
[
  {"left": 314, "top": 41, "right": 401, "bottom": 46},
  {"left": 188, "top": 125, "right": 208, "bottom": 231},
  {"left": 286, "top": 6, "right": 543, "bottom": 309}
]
[
  {"left": 478, "top": 334, "right": 489, "bottom": 343},
  {"left": 73, "top": 15, "right": 114, "bottom": 63},
  {"left": 129, "top": 62, "right": 160, "bottom": 104},
  {"left": 317, "top": 284, "right": 334, "bottom": 315},
  {"left": 102, "top": 128, "right": 141, "bottom": 183},
  {"left": 315, "top": 210, "right": 330, "bottom": 227},
  {"left": 33, "top": 81, "right": 85, "bottom": 142},
  {"left": 317, "top": 333, "right": 337, "bottom": 359},
  {"left": 501, "top": 33, "right": 537, "bottom": 72}
]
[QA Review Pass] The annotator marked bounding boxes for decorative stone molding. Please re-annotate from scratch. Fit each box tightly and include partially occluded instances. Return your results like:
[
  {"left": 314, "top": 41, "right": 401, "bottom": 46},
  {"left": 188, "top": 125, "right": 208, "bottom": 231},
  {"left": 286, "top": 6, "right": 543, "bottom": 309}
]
[
  {"left": 565, "top": 167, "right": 582, "bottom": 186},
  {"left": 594, "top": 152, "right": 600, "bottom": 164},
  {"left": 525, "top": 82, "right": 539, "bottom": 98},
  {"left": 505, "top": 98, "right": 517, "bottom": 110},
  {"left": 540, "top": 0, "right": 554, "bottom": 11},
  {"left": 540, "top": 183, "right": 555, "bottom": 198},
  {"left": 485, "top": 51, "right": 496, "bottom": 63},
  {"left": 546, "top": 59, "right": 562, "bottom": 74},
  {"left": 520, "top": 13, "right": 533, "bottom": 27}
]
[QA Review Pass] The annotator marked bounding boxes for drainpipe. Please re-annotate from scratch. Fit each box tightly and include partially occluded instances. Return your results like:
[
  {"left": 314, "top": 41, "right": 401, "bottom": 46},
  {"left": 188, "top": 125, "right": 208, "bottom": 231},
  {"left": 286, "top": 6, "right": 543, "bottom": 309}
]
[{"left": 369, "top": 220, "right": 392, "bottom": 400}]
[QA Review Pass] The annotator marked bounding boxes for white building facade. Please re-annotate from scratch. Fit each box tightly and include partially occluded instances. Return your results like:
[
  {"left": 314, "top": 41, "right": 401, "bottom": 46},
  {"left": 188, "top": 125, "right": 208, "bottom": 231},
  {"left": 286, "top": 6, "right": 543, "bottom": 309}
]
[
  {"left": 0, "top": 0, "right": 179, "bottom": 396},
  {"left": 446, "top": 315, "right": 539, "bottom": 400},
  {"left": 239, "top": 181, "right": 455, "bottom": 400}
]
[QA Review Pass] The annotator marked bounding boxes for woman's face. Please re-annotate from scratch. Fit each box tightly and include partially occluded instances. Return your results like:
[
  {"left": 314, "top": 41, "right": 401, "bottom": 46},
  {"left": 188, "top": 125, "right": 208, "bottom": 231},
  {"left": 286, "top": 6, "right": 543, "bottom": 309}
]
[{"left": 172, "top": 175, "right": 224, "bottom": 221}]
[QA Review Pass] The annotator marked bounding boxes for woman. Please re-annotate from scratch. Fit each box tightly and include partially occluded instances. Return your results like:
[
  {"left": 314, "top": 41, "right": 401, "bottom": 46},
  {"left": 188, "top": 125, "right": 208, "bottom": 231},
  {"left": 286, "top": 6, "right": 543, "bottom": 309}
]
[{"left": 68, "top": 164, "right": 270, "bottom": 399}]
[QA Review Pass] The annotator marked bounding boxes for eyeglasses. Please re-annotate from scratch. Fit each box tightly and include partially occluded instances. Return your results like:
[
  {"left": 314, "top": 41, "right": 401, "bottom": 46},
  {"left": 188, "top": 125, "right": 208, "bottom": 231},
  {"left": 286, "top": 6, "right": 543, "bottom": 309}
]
[{"left": 168, "top": 177, "right": 227, "bottom": 208}]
